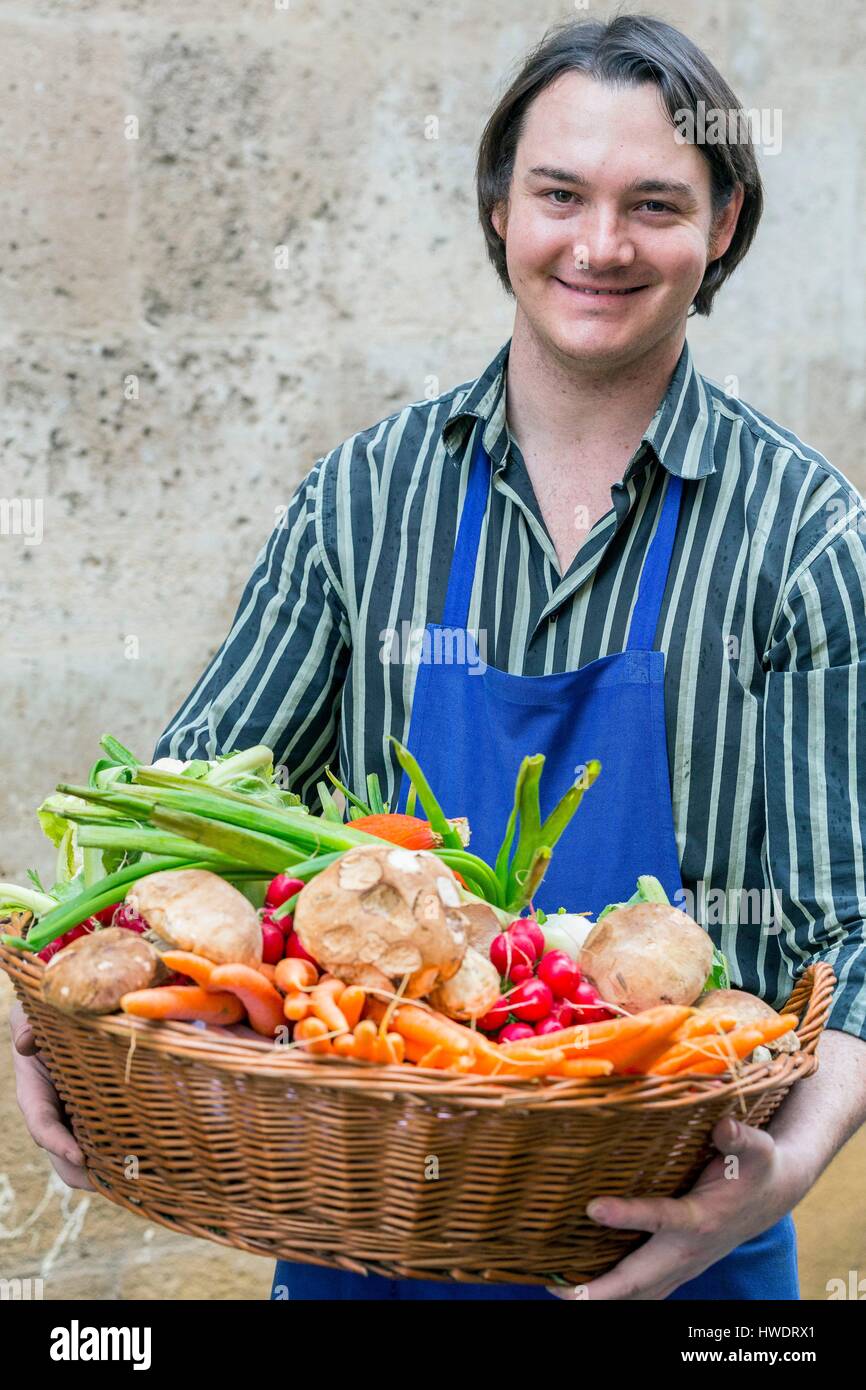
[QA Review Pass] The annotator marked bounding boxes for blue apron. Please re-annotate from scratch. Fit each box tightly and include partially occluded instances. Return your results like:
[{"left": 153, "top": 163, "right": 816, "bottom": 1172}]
[{"left": 272, "top": 422, "right": 798, "bottom": 1300}]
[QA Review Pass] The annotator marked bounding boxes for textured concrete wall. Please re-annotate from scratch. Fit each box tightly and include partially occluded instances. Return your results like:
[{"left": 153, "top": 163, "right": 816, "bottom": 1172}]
[{"left": 2, "top": 0, "right": 863, "bottom": 1300}]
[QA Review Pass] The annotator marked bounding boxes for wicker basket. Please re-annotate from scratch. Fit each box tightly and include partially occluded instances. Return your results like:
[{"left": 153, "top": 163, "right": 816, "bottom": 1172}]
[{"left": 2, "top": 943, "right": 834, "bottom": 1287}]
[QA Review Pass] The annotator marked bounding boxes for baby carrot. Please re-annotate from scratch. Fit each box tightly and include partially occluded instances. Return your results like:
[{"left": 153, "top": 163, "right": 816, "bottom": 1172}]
[
  {"left": 158, "top": 951, "right": 215, "bottom": 989},
  {"left": 275, "top": 958, "right": 318, "bottom": 993},
  {"left": 352, "top": 1019, "right": 378, "bottom": 1061},
  {"left": 338, "top": 985, "right": 366, "bottom": 1030},
  {"left": 283, "top": 990, "right": 311, "bottom": 1022},
  {"left": 208, "top": 963, "right": 286, "bottom": 1038},
  {"left": 120, "top": 985, "right": 244, "bottom": 1026},
  {"left": 310, "top": 979, "right": 349, "bottom": 1034},
  {"left": 549, "top": 1057, "right": 615, "bottom": 1078},
  {"left": 372, "top": 1001, "right": 475, "bottom": 1058},
  {"left": 294, "top": 1016, "right": 332, "bottom": 1054},
  {"left": 670, "top": 1013, "right": 740, "bottom": 1043}
]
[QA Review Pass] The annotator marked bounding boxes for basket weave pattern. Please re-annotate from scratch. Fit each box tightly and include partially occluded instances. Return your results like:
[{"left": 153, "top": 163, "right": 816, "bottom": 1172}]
[{"left": 2, "top": 945, "right": 835, "bottom": 1286}]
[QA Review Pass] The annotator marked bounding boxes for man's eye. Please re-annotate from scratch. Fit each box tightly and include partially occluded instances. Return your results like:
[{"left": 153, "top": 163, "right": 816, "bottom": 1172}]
[
  {"left": 545, "top": 190, "right": 577, "bottom": 205},
  {"left": 640, "top": 201, "right": 675, "bottom": 213}
]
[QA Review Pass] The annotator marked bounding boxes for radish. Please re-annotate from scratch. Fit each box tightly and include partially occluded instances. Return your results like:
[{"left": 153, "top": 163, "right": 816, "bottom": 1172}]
[
  {"left": 283, "top": 928, "right": 318, "bottom": 966},
  {"left": 478, "top": 996, "right": 512, "bottom": 1032},
  {"left": 537, "top": 950, "right": 581, "bottom": 999},
  {"left": 510, "top": 917, "right": 545, "bottom": 957},
  {"left": 265, "top": 874, "right": 306, "bottom": 911},
  {"left": 261, "top": 920, "right": 285, "bottom": 965},
  {"left": 534, "top": 1016, "right": 565, "bottom": 1036},
  {"left": 490, "top": 931, "right": 534, "bottom": 977},
  {"left": 508, "top": 978, "right": 553, "bottom": 1022},
  {"left": 498, "top": 1022, "right": 535, "bottom": 1044},
  {"left": 263, "top": 908, "right": 293, "bottom": 938},
  {"left": 112, "top": 903, "right": 148, "bottom": 935}
]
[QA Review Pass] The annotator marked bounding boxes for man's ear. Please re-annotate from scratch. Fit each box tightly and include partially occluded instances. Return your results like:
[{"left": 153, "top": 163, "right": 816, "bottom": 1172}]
[
  {"left": 491, "top": 199, "right": 508, "bottom": 241},
  {"left": 708, "top": 182, "right": 745, "bottom": 261}
]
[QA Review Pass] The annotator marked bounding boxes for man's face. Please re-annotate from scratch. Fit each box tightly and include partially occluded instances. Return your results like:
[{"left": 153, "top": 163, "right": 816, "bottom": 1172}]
[{"left": 491, "top": 73, "right": 743, "bottom": 367}]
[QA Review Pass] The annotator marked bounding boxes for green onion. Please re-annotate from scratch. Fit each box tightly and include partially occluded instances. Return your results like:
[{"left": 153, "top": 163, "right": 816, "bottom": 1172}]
[
  {"left": 75, "top": 823, "right": 242, "bottom": 868},
  {"left": 388, "top": 737, "right": 464, "bottom": 850},
  {"left": 148, "top": 807, "right": 303, "bottom": 874}
]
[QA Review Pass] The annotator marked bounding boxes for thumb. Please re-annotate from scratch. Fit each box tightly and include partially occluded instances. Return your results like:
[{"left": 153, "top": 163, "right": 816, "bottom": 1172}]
[
  {"left": 713, "top": 1115, "right": 775, "bottom": 1164},
  {"left": 9, "top": 1002, "right": 37, "bottom": 1055}
]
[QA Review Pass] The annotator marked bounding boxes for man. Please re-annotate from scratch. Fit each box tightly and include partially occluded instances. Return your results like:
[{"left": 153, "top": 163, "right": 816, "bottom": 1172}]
[{"left": 11, "top": 14, "right": 866, "bottom": 1299}]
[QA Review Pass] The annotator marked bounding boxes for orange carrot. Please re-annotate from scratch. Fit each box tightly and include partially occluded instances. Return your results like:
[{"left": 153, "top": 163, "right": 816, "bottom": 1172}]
[
  {"left": 338, "top": 985, "right": 366, "bottom": 1030},
  {"left": 275, "top": 958, "right": 318, "bottom": 993},
  {"left": 283, "top": 990, "right": 312, "bottom": 1022},
  {"left": 352, "top": 1019, "right": 379, "bottom": 1061},
  {"left": 208, "top": 963, "right": 286, "bottom": 1038},
  {"left": 402, "top": 1037, "right": 467, "bottom": 1069},
  {"left": 650, "top": 1015, "right": 798, "bottom": 1075},
  {"left": 120, "top": 985, "right": 244, "bottom": 1026},
  {"left": 332, "top": 1032, "right": 358, "bottom": 1058},
  {"left": 607, "top": 1006, "right": 693, "bottom": 1073},
  {"left": 469, "top": 1045, "right": 567, "bottom": 1079},
  {"left": 258, "top": 962, "right": 278, "bottom": 985},
  {"left": 294, "top": 1016, "right": 332, "bottom": 1054},
  {"left": 500, "top": 1013, "right": 645, "bottom": 1058},
  {"left": 310, "top": 978, "right": 349, "bottom": 1033},
  {"left": 373, "top": 1032, "right": 406, "bottom": 1064},
  {"left": 670, "top": 1012, "right": 740, "bottom": 1043},
  {"left": 159, "top": 951, "right": 215, "bottom": 989},
  {"left": 367, "top": 999, "right": 475, "bottom": 1059},
  {"left": 549, "top": 1057, "right": 615, "bottom": 1078}
]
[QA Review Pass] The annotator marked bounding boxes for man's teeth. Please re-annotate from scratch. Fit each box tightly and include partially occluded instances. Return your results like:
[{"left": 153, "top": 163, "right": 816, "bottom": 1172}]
[{"left": 570, "top": 286, "right": 638, "bottom": 294}]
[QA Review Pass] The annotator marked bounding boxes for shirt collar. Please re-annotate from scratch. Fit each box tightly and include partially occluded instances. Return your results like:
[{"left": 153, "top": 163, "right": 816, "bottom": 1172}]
[{"left": 441, "top": 336, "right": 717, "bottom": 481}]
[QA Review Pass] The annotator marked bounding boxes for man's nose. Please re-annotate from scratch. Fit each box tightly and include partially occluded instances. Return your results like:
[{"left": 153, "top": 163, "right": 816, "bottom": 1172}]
[{"left": 573, "top": 207, "right": 637, "bottom": 272}]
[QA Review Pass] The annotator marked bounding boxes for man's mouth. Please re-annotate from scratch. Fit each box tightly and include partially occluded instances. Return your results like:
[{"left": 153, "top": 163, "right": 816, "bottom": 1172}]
[{"left": 554, "top": 278, "right": 649, "bottom": 297}]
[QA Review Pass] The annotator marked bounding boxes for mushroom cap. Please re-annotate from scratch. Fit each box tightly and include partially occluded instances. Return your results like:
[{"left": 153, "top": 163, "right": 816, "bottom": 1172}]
[
  {"left": 42, "top": 927, "right": 164, "bottom": 1015},
  {"left": 126, "top": 868, "right": 263, "bottom": 966},
  {"left": 429, "top": 946, "right": 501, "bottom": 1021},
  {"left": 580, "top": 902, "right": 714, "bottom": 1012},
  {"left": 697, "top": 987, "right": 800, "bottom": 1053},
  {"left": 294, "top": 845, "right": 469, "bottom": 995}
]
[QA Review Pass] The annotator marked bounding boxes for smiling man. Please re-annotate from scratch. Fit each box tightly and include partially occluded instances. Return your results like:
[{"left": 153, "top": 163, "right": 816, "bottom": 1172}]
[{"left": 12, "top": 14, "right": 866, "bottom": 1300}]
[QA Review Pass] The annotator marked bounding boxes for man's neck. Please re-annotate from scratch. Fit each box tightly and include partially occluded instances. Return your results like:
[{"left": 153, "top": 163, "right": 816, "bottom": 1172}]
[{"left": 505, "top": 311, "right": 686, "bottom": 468}]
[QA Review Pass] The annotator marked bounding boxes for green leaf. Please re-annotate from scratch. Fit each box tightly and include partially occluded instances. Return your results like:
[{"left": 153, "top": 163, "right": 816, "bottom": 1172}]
[{"left": 705, "top": 946, "right": 730, "bottom": 992}]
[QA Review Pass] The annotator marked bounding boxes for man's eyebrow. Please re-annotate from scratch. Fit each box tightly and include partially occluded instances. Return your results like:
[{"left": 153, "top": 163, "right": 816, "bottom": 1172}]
[{"left": 526, "top": 166, "right": 696, "bottom": 197}]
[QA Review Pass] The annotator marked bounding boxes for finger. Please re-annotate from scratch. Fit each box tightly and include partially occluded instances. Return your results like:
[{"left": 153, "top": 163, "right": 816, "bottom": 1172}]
[
  {"left": 581, "top": 1233, "right": 717, "bottom": 1301},
  {"left": 713, "top": 1116, "right": 776, "bottom": 1165},
  {"left": 586, "top": 1190, "right": 708, "bottom": 1235},
  {"left": 15, "top": 1059, "right": 86, "bottom": 1167},
  {"left": 47, "top": 1151, "right": 95, "bottom": 1193},
  {"left": 9, "top": 1001, "right": 37, "bottom": 1056}
]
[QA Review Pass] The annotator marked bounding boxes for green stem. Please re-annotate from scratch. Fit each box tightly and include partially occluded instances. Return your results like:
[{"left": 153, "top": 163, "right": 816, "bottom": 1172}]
[
  {"left": 76, "top": 823, "right": 240, "bottom": 868},
  {"left": 0, "top": 883, "right": 57, "bottom": 916},
  {"left": 537, "top": 759, "right": 602, "bottom": 844},
  {"left": 506, "top": 756, "right": 545, "bottom": 908},
  {"left": 100, "top": 734, "right": 140, "bottom": 767},
  {"left": 366, "top": 773, "right": 386, "bottom": 816},
  {"left": 204, "top": 746, "right": 275, "bottom": 787},
  {"left": 388, "top": 737, "right": 463, "bottom": 850},
  {"left": 148, "top": 808, "right": 304, "bottom": 874},
  {"left": 325, "top": 766, "right": 372, "bottom": 817}
]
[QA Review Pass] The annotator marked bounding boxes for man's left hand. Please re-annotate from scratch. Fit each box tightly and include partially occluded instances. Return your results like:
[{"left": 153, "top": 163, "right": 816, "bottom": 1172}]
[{"left": 548, "top": 1115, "right": 805, "bottom": 1300}]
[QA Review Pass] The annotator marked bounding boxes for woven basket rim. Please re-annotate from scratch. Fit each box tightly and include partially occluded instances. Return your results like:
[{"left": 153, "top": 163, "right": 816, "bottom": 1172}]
[{"left": 1, "top": 944, "right": 835, "bottom": 1110}]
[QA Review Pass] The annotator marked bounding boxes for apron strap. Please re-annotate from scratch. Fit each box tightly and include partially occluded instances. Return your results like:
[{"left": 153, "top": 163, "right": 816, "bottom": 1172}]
[
  {"left": 442, "top": 419, "right": 490, "bottom": 630},
  {"left": 626, "top": 471, "right": 684, "bottom": 652}
]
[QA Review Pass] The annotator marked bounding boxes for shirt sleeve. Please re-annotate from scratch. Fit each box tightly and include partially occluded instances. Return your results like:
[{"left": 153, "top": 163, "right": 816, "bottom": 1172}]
[
  {"left": 762, "top": 517, "right": 866, "bottom": 1042},
  {"left": 150, "top": 452, "right": 351, "bottom": 809}
]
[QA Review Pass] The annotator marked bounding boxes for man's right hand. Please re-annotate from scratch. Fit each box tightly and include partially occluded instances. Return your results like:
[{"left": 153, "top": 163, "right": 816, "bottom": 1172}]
[{"left": 9, "top": 1000, "right": 93, "bottom": 1191}]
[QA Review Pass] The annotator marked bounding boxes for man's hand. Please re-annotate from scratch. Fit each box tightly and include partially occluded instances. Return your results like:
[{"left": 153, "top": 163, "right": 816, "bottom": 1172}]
[
  {"left": 548, "top": 1115, "right": 803, "bottom": 1301},
  {"left": 9, "top": 1001, "right": 93, "bottom": 1192}
]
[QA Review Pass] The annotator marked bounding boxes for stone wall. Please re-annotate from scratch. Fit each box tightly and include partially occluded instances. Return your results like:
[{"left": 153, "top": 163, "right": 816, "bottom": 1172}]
[{"left": 2, "top": 0, "right": 863, "bottom": 1300}]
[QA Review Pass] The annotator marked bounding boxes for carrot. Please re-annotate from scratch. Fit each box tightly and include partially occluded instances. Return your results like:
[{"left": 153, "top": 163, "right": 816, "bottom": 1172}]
[
  {"left": 670, "top": 1012, "right": 740, "bottom": 1043},
  {"left": 275, "top": 958, "right": 318, "bottom": 993},
  {"left": 549, "top": 1057, "right": 615, "bottom": 1078},
  {"left": 352, "top": 1019, "right": 379, "bottom": 1061},
  {"left": 373, "top": 1032, "right": 406, "bottom": 1064},
  {"left": 650, "top": 1015, "right": 799, "bottom": 1075},
  {"left": 469, "top": 1045, "right": 567, "bottom": 1079},
  {"left": 258, "top": 962, "right": 278, "bottom": 985},
  {"left": 294, "top": 1016, "right": 332, "bottom": 1054},
  {"left": 208, "top": 963, "right": 286, "bottom": 1038},
  {"left": 283, "top": 990, "right": 311, "bottom": 1021},
  {"left": 310, "top": 978, "right": 349, "bottom": 1033},
  {"left": 159, "top": 951, "right": 216, "bottom": 989},
  {"left": 367, "top": 999, "right": 475, "bottom": 1059},
  {"left": 120, "top": 985, "right": 244, "bottom": 1026},
  {"left": 607, "top": 1006, "right": 693, "bottom": 1073},
  {"left": 401, "top": 1037, "right": 469, "bottom": 1069},
  {"left": 500, "top": 1013, "right": 646, "bottom": 1058},
  {"left": 338, "top": 985, "right": 366, "bottom": 1030}
]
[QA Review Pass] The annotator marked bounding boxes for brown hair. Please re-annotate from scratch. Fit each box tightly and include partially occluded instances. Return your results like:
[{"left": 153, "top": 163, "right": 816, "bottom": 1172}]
[{"left": 476, "top": 12, "right": 764, "bottom": 316}]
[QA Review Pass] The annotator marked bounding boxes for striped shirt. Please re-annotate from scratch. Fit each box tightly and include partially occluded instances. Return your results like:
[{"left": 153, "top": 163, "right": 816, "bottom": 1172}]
[{"left": 153, "top": 337, "right": 866, "bottom": 1042}]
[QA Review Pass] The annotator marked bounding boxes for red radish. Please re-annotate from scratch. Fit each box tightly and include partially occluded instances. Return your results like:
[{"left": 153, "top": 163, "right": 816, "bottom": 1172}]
[
  {"left": 37, "top": 939, "right": 64, "bottom": 963},
  {"left": 511, "top": 917, "right": 545, "bottom": 957},
  {"left": 93, "top": 903, "right": 121, "bottom": 926},
  {"left": 537, "top": 950, "right": 581, "bottom": 1000},
  {"left": 508, "top": 928, "right": 540, "bottom": 963},
  {"left": 549, "top": 1000, "right": 575, "bottom": 1028},
  {"left": 263, "top": 908, "right": 293, "bottom": 937},
  {"left": 508, "top": 961, "right": 534, "bottom": 985},
  {"left": 112, "top": 903, "right": 148, "bottom": 934},
  {"left": 261, "top": 920, "right": 285, "bottom": 965},
  {"left": 283, "top": 929, "right": 318, "bottom": 966},
  {"left": 478, "top": 997, "right": 513, "bottom": 1032},
  {"left": 490, "top": 931, "right": 534, "bottom": 977},
  {"left": 569, "top": 980, "right": 613, "bottom": 1024},
  {"left": 265, "top": 875, "right": 306, "bottom": 911},
  {"left": 63, "top": 920, "right": 98, "bottom": 945},
  {"left": 534, "top": 1016, "right": 566, "bottom": 1036},
  {"left": 498, "top": 1022, "right": 535, "bottom": 1044},
  {"left": 508, "top": 978, "right": 554, "bottom": 1022}
]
